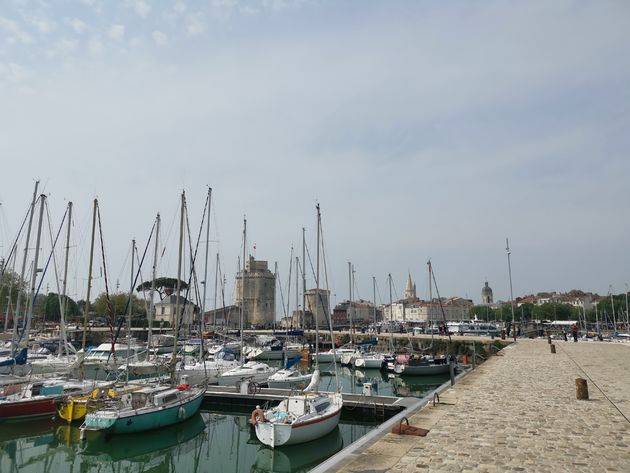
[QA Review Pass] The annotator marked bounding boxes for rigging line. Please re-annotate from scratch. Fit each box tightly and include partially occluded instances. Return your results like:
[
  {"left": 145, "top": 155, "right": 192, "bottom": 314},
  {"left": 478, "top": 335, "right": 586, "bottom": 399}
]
[
  {"left": 557, "top": 343, "right": 630, "bottom": 424},
  {"left": 0, "top": 195, "right": 32, "bottom": 282},
  {"left": 177, "top": 193, "right": 208, "bottom": 336},
  {"left": 184, "top": 208, "right": 202, "bottom": 311},
  {"left": 96, "top": 203, "right": 117, "bottom": 355},
  {"left": 134, "top": 247, "right": 151, "bottom": 318},
  {"left": 116, "top": 242, "right": 132, "bottom": 291},
  {"left": 113, "top": 223, "right": 156, "bottom": 346},
  {"left": 44, "top": 200, "right": 65, "bottom": 319},
  {"left": 13, "top": 202, "right": 67, "bottom": 347},
  {"left": 276, "top": 268, "right": 288, "bottom": 319}
]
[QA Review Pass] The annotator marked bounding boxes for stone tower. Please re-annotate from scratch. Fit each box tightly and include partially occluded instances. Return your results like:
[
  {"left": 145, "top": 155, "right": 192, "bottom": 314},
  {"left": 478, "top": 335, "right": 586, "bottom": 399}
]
[
  {"left": 304, "top": 288, "right": 331, "bottom": 328},
  {"left": 234, "top": 256, "right": 276, "bottom": 327},
  {"left": 404, "top": 273, "right": 417, "bottom": 301},
  {"left": 481, "top": 281, "right": 493, "bottom": 304}
]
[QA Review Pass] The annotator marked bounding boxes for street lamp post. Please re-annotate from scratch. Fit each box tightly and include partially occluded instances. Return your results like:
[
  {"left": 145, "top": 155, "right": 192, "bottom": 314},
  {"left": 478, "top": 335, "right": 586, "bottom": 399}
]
[{"left": 506, "top": 238, "right": 516, "bottom": 341}]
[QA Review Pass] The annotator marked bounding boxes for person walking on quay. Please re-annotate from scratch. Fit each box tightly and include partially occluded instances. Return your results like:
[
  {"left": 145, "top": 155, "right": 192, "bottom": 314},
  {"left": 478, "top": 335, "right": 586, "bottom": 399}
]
[
  {"left": 563, "top": 330, "right": 568, "bottom": 342},
  {"left": 571, "top": 324, "right": 578, "bottom": 342}
]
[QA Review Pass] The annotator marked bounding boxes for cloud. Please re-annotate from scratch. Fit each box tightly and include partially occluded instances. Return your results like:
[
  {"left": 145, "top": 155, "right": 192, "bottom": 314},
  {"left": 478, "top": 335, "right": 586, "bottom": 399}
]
[
  {"left": 66, "top": 17, "right": 87, "bottom": 34},
  {"left": 174, "top": 1, "right": 187, "bottom": 14},
  {"left": 29, "top": 17, "right": 55, "bottom": 34},
  {"left": 88, "top": 36, "right": 104, "bottom": 54},
  {"left": 152, "top": 30, "right": 168, "bottom": 46},
  {"left": 0, "top": 16, "right": 33, "bottom": 44},
  {"left": 185, "top": 13, "right": 207, "bottom": 36},
  {"left": 108, "top": 24, "right": 125, "bottom": 42},
  {"left": 133, "top": 0, "right": 151, "bottom": 18}
]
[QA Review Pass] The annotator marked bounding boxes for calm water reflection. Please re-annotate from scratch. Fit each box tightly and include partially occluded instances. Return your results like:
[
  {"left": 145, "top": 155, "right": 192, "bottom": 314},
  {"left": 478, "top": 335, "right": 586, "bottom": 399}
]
[{"left": 0, "top": 369, "right": 448, "bottom": 472}]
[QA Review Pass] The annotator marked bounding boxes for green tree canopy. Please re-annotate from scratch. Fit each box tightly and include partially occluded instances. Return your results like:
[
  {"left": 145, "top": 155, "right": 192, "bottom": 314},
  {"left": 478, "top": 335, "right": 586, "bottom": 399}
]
[
  {"left": 135, "top": 277, "right": 189, "bottom": 300},
  {"left": 92, "top": 292, "right": 147, "bottom": 319},
  {"left": 42, "top": 292, "right": 80, "bottom": 321}
]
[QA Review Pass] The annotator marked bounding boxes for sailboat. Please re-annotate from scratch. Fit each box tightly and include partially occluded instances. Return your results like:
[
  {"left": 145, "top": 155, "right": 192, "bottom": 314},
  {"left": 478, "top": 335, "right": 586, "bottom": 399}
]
[
  {"left": 80, "top": 191, "right": 204, "bottom": 439},
  {"left": 253, "top": 204, "right": 343, "bottom": 448}
]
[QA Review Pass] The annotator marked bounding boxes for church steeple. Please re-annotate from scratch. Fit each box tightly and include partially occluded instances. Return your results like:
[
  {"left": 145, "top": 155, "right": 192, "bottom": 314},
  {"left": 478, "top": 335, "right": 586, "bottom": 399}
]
[{"left": 405, "top": 273, "right": 416, "bottom": 301}]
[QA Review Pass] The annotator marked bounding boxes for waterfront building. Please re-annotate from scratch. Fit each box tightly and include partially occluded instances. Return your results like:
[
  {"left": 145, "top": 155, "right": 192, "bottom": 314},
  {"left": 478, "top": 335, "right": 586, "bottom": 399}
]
[
  {"left": 234, "top": 256, "right": 276, "bottom": 328},
  {"left": 154, "top": 295, "right": 200, "bottom": 327},
  {"left": 332, "top": 300, "right": 381, "bottom": 327},
  {"left": 203, "top": 305, "right": 240, "bottom": 329}
]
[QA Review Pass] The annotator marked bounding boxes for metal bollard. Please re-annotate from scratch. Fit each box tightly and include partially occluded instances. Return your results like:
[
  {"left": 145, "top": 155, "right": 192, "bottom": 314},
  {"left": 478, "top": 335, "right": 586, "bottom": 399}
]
[{"left": 550, "top": 344, "right": 556, "bottom": 354}]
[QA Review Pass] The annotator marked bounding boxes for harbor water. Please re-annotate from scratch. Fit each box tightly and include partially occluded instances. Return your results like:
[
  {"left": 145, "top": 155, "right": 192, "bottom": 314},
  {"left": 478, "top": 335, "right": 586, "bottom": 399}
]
[{"left": 0, "top": 366, "right": 450, "bottom": 472}]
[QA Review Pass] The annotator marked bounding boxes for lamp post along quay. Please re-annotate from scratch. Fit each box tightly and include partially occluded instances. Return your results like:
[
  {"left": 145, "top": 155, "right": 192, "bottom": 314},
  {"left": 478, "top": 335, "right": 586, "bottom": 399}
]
[{"left": 506, "top": 238, "right": 516, "bottom": 341}]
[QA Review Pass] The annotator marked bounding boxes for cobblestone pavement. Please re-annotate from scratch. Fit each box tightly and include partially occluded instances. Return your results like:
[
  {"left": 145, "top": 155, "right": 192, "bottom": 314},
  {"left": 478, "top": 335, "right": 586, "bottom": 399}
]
[{"left": 334, "top": 339, "right": 630, "bottom": 473}]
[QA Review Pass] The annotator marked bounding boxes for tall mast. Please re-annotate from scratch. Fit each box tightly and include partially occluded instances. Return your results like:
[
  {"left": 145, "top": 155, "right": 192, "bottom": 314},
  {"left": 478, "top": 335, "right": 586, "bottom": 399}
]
[
  {"left": 200, "top": 188, "right": 212, "bottom": 337},
  {"left": 171, "top": 191, "right": 186, "bottom": 382},
  {"left": 59, "top": 201, "right": 72, "bottom": 356},
  {"left": 240, "top": 217, "right": 246, "bottom": 364},
  {"left": 125, "top": 239, "right": 135, "bottom": 384},
  {"left": 388, "top": 273, "right": 394, "bottom": 352},
  {"left": 213, "top": 253, "right": 219, "bottom": 331},
  {"left": 23, "top": 194, "right": 46, "bottom": 344},
  {"left": 372, "top": 276, "right": 377, "bottom": 326},
  {"left": 314, "top": 206, "right": 320, "bottom": 364},
  {"left": 302, "top": 227, "right": 306, "bottom": 330},
  {"left": 610, "top": 287, "right": 617, "bottom": 332},
  {"left": 348, "top": 262, "right": 353, "bottom": 344},
  {"left": 82, "top": 199, "right": 98, "bottom": 350},
  {"left": 286, "top": 247, "right": 293, "bottom": 325},
  {"left": 428, "top": 260, "right": 434, "bottom": 339},
  {"left": 295, "top": 256, "right": 299, "bottom": 328},
  {"left": 147, "top": 213, "right": 160, "bottom": 356},
  {"left": 12, "top": 180, "right": 39, "bottom": 352}
]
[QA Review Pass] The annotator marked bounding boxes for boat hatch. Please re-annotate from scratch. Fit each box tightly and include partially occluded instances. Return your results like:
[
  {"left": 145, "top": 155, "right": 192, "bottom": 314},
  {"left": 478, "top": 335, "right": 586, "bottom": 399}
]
[
  {"left": 314, "top": 401, "right": 330, "bottom": 414},
  {"left": 131, "top": 392, "right": 147, "bottom": 409}
]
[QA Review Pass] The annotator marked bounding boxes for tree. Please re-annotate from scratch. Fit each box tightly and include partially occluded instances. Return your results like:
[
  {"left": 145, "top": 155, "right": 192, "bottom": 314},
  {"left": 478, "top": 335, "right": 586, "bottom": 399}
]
[
  {"left": 42, "top": 292, "right": 80, "bottom": 322},
  {"left": 92, "top": 292, "right": 147, "bottom": 320},
  {"left": 135, "top": 277, "right": 189, "bottom": 300}
]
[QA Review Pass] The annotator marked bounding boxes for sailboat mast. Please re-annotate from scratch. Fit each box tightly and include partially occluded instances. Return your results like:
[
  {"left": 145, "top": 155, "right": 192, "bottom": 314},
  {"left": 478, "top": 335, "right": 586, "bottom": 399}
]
[
  {"left": 82, "top": 199, "right": 98, "bottom": 350},
  {"left": 171, "top": 191, "right": 186, "bottom": 380},
  {"left": 59, "top": 201, "right": 72, "bottom": 357},
  {"left": 348, "top": 262, "right": 353, "bottom": 344},
  {"left": 12, "top": 180, "right": 39, "bottom": 352},
  {"left": 23, "top": 194, "right": 46, "bottom": 344},
  {"left": 286, "top": 247, "right": 293, "bottom": 324},
  {"left": 302, "top": 227, "right": 306, "bottom": 330},
  {"left": 213, "top": 253, "right": 219, "bottom": 331},
  {"left": 126, "top": 240, "right": 135, "bottom": 384},
  {"left": 240, "top": 217, "right": 246, "bottom": 364},
  {"left": 428, "top": 260, "right": 433, "bottom": 338},
  {"left": 147, "top": 213, "right": 160, "bottom": 356},
  {"left": 200, "top": 188, "right": 212, "bottom": 334},
  {"left": 372, "top": 276, "right": 377, "bottom": 326},
  {"left": 295, "top": 256, "right": 299, "bottom": 327},
  {"left": 314, "top": 206, "right": 320, "bottom": 363},
  {"left": 388, "top": 273, "right": 394, "bottom": 352}
]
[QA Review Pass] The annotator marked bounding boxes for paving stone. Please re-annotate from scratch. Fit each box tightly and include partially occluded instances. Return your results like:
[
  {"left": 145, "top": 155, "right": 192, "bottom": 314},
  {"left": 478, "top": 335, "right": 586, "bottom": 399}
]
[{"left": 333, "top": 340, "right": 630, "bottom": 473}]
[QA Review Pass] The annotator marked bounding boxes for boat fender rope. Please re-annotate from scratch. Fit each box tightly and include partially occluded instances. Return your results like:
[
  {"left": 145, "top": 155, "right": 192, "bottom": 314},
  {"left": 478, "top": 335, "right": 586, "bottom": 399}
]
[{"left": 251, "top": 408, "right": 265, "bottom": 426}]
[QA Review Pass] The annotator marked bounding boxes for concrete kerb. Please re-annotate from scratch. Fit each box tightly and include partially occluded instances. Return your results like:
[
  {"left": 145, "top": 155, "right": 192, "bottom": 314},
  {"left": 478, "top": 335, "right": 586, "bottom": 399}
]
[{"left": 309, "top": 365, "right": 475, "bottom": 473}]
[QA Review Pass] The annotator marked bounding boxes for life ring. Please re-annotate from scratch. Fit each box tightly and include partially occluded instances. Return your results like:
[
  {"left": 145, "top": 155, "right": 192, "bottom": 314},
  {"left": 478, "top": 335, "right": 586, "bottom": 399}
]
[{"left": 251, "top": 408, "right": 265, "bottom": 426}]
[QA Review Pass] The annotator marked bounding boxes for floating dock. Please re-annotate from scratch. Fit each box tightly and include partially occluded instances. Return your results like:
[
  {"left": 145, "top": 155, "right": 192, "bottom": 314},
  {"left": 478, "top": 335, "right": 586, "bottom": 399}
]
[{"left": 202, "top": 385, "right": 416, "bottom": 421}]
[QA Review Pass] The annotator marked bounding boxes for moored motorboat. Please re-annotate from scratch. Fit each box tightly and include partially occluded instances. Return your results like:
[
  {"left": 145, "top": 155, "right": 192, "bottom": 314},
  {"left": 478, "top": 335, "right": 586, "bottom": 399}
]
[
  {"left": 218, "top": 361, "right": 277, "bottom": 387},
  {"left": 266, "top": 369, "right": 313, "bottom": 390}
]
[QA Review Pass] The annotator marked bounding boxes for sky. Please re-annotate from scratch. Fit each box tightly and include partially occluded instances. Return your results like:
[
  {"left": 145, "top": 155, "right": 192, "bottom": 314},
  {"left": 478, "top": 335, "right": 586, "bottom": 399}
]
[{"left": 0, "top": 0, "right": 629, "bottom": 314}]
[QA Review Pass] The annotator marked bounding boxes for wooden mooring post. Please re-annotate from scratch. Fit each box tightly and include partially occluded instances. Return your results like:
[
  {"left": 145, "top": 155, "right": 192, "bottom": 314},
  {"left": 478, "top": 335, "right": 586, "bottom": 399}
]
[{"left": 576, "top": 378, "right": 589, "bottom": 400}]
